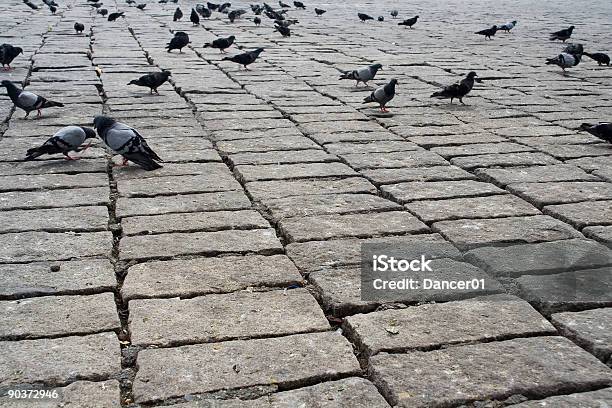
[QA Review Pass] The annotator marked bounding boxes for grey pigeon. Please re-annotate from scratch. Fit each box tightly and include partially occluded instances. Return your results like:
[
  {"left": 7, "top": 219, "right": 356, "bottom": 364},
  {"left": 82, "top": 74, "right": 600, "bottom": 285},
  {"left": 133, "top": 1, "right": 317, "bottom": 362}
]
[
  {"left": 222, "top": 47, "right": 264, "bottom": 69},
  {"left": 204, "top": 35, "right": 235, "bottom": 53},
  {"left": 499, "top": 20, "right": 517, "bottom": 32},
  {"left": 398, "top": 15, "right": 418, "bottom": 28},
  {"left": 1, "top": 80, "right": 64, "bottom": 118},
  {"left": 25, "top": 126, "right": 96, "bottom": 161},
  {"left": 584, "top": 52, "right": 610, "bottom": 66},
  {"left": 550, "top": 26, "right": 574, "bottom": 42},
  {"left": 74, "top": 22, "right": 85, "bottom": 34},
  {"left": 128, "top": 70, "right": 172, "bottom": 94},
  {"left": 390, "top": 10, "right": 398, "bottom": 18},
  {"left": 166, "top": 31, "right": 190, "bottom": 53},
  {"left": 546, "top": 52, "right": 581, "bottom": 71},
  {"left": 93, "top": 116, "right": 163, "bottom": 170},
  {"left": 431, "top": 71, "right": 477, "bottom": 104},
  {"left": 580, "top": 123, "right": 612, "bottom": 143},
  {"left": 173, "top": 7, "right": 183, "bottom": 21},
  {"left": 475, "top": 25, "right": 498, "bottom": 40},
  {"left": 0, "top": 44, "right": 23, "bottom": 70},
  {"left": 339, "top": 63, "right": 382, "bottom": 87},
  {"left": 196, "top": 4, "right": 211, "bottom": 17},
  {"left": 363, "top": 78, "right": 398, "bottom": 112}
]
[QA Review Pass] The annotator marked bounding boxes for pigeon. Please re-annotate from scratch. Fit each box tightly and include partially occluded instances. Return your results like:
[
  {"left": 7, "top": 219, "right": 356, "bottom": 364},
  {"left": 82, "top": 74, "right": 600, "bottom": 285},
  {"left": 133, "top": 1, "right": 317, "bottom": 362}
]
[
  {"left": 173, "top": 7, "right": 183, "bottom": 21},
  {"left": 228, "top": 9, "right": 246, "bottom": 22},
  {"left": 390, "top": 10, "right": 398, "bottom": 18},
  {"left": 431, "top": 71, "right": 478, "bottom": 104},
  {"left": 136, "top": 3, "right": 146, "bottom": 9},
  {"left": 377, "top": 16, "right": 384, "bottom": 21},
  {"left": 293, "top": 1, "right": 305, "bottom": 9},
  {"left": 98, "top": 8, "right": 108, "bottom": 16},
  {"left": 218, "top": 2, "right": 231, "bottom": 12},
  {"left": 314, "top": 8, "right": 325, "bottom": 16},
  {"left": 93, "top": 116, "right": 163, "bottom": 170},
  {"left": 0, "top": 44, "right": 23, "bottom": 70},
  {"left": 25, "top": 126, "right": 96, "bottom": 161},
  {"left": 1, "top": 80, "right": 64, "bottom": 118},
  {"left": 275, "top": 18, "right": 298, "bottom": 28},
  {"left": 358, "top": 13, "right": 374, "bottom": 22},
  {"left": 339, "top": 63, "right": 383, "bottom": 87},
  {"left": 128, "top": 70, "right": 172, "bottom": 94},
  {"left": 563, "top": 43, "right": 584, "bottom": 56},
  {"left": 550, "top": 26, "right": 574, "bottom": 42},
  {"left": 190, "top": 8, "right": 200, "bottom": 25},
  {"left": 475, "top": 25, "right": 498, "bottom": 40},
  {"left": 166, "top": 31, "right": 190, "bottom": 53},
  {"left": 222, "top": 47, "right": 264, "bottom": 69},
  {"left": 580, "top": 123, "right": 612, "bottom": 143},
  {"left": 24, "top": 1, "right": 39, "bottom": 10},
  {"left": 251, "top": 4, "right": 263, "bottom": 14},
  {"left": 279, "top": 0, "right": 290, "bottom": 7},
  {"left": 127, "top": 0, "right": 136, "bottom": 4},
  {"left": 108, "top": 12, "right": 125, "bottom": 21},
  {"left": 584, "top": 52, "right": 610, "bottom": 66},
  {"left": 196, "top": 4, "right": 211, "bottom": 18},
  {"left": 204, "top": 36, "right": 235, "bottom": 52},
  {"left": 499, "top": 20, "right": 517, "bottom": 32},
  {"left": 363, "top": 79, "right": 398, "bottom": 112},
  {"left": 275, "top": 24, "right": 290, "bottom": 37},
  {"left": 91, "top": 3, "right": 101, "bottom": 8},
  {"left": 49, "top": 5, "right": 57, "bottom": 13},
  {"left": 546, "top": 52, "right": 582, "bottom": 71},
  {"left": 74, "top": 22, "right": 85, "bottom": 34},
  {"left": 207, "top": 2, "right": 219, "bottom": 10},
  {"left": 398, "top": 15, "right": 418, "bottom": 28},
  {"left": 254, "top": 16, "right": 261, "bottom": 25}
]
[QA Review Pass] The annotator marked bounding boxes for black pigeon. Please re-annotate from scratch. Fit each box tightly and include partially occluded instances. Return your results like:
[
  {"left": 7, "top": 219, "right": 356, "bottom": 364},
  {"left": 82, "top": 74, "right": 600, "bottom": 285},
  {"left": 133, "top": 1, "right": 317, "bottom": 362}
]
[
  {"left": 314, "top": 8, "right": 325, "bottom": 16},
  {"left": 127, "top": 0, "right": 135, "bottom": 4},
  {"left": 49, "top": 5, "right": 57, "bottom": 13},
  {"left": 293, "top": 1, "right": 305, "bottom": 9},
  {"left": 0, "top": 44, "right": 23, "bottom": 71},
  {"left": 24, "top": 1, "right": 39, "bottom": 10},
  {"left": 228, "top": 9, "right": 246, "bottom": 22},
  {"left": 390, "top": 10, "right": 398, "bottom": 18},
  {"left": 91, "top": 3, "right": 101, "bottom": 8},
  {"left": 204, "top": 36, "right": 235, "bottom": 52},
  {"left": 98, "top": 8, "right": 108, "bottom": 16},
  {"left": 128, "top": 70, "right": 172, "bottom": 94},
  {"left": 275, "top": 24, "right": 290, "bottom": 37},
  {"left": 74, "top": 22, "right": 85, "bottom": 33},
  {"left": 207, "top": 2, "right": 219, "bottom": 10},
  {"left": 398, "top": 15, "right": 418, "bottom": 28},
  {"left": 173, "top": 7, "right": 183, "bottom": 21},
  {"left": 550, "top": 26, "right": 574, "bottom": 42},
  {"left": 254, "top": 16, "right": 261, "bottom": 25},
  {"left": 190, "top": 8, "right": 200, "bottom": 25},
  {"left": 475, "top": 25, "right": 498, "bottom": 40},
  {"left": 363, "top": 79, "right": 398, "bottom": 112},
  {"left": 222, "top": 47, "right": 264, "bottom": 69},
  {"left": 93, "top": 116, "right": 163, "bottom": 170},
  {"left": 136, "top": 3, "right": 146, "bottom": 9},
  {"left": 25, "top": 126, "right": 96, "bottom": 161},
  {"left": 196, "top": 4, "right": 211, "bottom": 18},
  {"left": 499, "top": 20, "right": 517, "bottom": 32},
  {"left": 431, "top": 71, "right": 478, "bottom": 104},
  {"left": 1, "top": 80, "right": 64, "bottom": 118},
  {"left": 377, "top": 16, "right": 384, "bottom": 22},
  {"left": 358, "top": 13, "right": 374, "bottom": 22},
  {"left": 580, "top": 123, "right": 612, "bottom": 143},
  {"left": 108, "top": 12, "right": 125, "bottom": 21},
  {"left": 584, "top": 52, "right": 610, "bottom": 66},
  {"left": 218, "top": 2, "right": 231, "bottom": 12},
  {"left": 166, "top": 31, "right": 190, "bottom": 53},
  {"left": 279, "top": 0, "right": 290, "bottom": 7}
]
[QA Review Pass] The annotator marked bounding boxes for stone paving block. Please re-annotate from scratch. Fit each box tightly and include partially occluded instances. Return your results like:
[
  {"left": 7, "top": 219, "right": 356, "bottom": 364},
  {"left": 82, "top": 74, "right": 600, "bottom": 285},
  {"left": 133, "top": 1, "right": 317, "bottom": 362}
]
[
  {"left": 340, "top": 151, "right": 448, "bottom": 170},
  {"left": 475, "top": 164, "right": 598, "bottom": 186},
  {"left": 0, "top": 160, "right": 105, "bottom": 177},
  {"left": 217, "top": 137, "right": 320, "bottom": 154},
  {"left": 299, "top": 120, "right": 382, "bottom": 135},
  {"left": 133, "top": 332, "right": 360, "bottom": 404},
  {"left": 0, "top": 293, "right": 120, "bottom": 339},
  {"left": 0, "top": 259, "right": 115, "bottom": 299},
  {"left": 122, "top": 210, "right": 269, "bottom": 235},
  {"left": 508, "top": 182, "right": 612, "bottom": 207},
  {"left": 408, "top": 133, "right": 506, "bottom": 147},
  {"left": 117, "top": 173, "right": 242, "bottom": 197},
  {"left": 552, "top": 308, "right": 612, "bottom": 363},
  {"left": 517, "top": 267, "right": 612, "bottom": 314},
  {"left": 406, "top": 194, "right": 539, "bottom": 223},
  {"left": 507, "top": 388, "right": 612, "bottom": 408},
  {"left": 310, "top": 131, "right": 404, "bottom": 144},
  {"left": 325, "top": 141, "right": 421, "bottom": 154},
  {"left": 228, "top": 149, "right": 336, "bottom": 165},
  {"left": 120, "top": 229, "right": 282, "bottom": 260},
  {"left": 433, "top": 215, "right": 583, "bottom": 250},
  {"left": 362, "top": 165, "right": 475, "bottom": 185},
  {"left": 369, "top": 337, "right": 612, "bottom": 408},
  {"left": 0, "top": 187, "right": 109, "bottom": 211},
  {"left": 451, "top": 152, "right": 561, "bottom": 170},
  {"left": 115, "top": 191, "right": 252, "bottom": 218},
  {"left": 262, "top": 193, "right": 402, "bottom": 220},
  {"left": 583, "top": 225, "right": 612, "bottom": 248},
  {"left": 0, "top": 206, "right": 108, "bottom": 234},
  {"left": 544, "top": 200, "right": 612, "bottom": 229},
  {"left": 246, "top": 177, "right": 376, "bottom": 199},
  {"left": 235, "top": 162, "right": 357, "bottom": 182},
  {"left": 129, "top": 288, "right": 328, "bottom": 346},
  {"left": 0, "top": 231, "right": 113, "bottom": 263},
  {"left": 431, "top": 142, "right": 534, "bottom": 158},
  {"left": 0, "top": 380, "right": 121, "bottom": 408},
  {"left": 0, "top": 332, "right": 120, "bottom": 387},
  {"left": 0, "top": 173, "right": 108, "bottom": 192},
  {"left": 344, "top": 295, "right": 555, "bottom": 356},
  {"left": 279, "top": 211, "right": 428, "bottom": 242},
  {"left": 112, "top": 163, "right": 221, "bottom": 180},
  {"left": 382, "top": 180, "right": 505, "bottom": 203}
]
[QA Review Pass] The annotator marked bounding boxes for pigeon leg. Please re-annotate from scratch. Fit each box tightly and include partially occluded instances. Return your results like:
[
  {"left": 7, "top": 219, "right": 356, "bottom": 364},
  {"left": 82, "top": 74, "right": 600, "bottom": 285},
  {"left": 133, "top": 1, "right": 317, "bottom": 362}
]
[
  {"left": 79, "top": 142, "right": 92, "bottom": 152},
  {"left": 24, "top": 111, "right": 30, "bottom": 119},
  {"left": 460, "top": 98, "right": 466, "bottom": 105},
  {"left": 380, "top": 106, "right": 389, "bottom": 113},
  {"left": 37, "top": 110, "right": 42, "bottom": 117},
  {"left": 122, "top": 157, "right": 129, "bottom": 166},
  {"left": 154, "top": 88, "right": 160, "bottom": 95}
]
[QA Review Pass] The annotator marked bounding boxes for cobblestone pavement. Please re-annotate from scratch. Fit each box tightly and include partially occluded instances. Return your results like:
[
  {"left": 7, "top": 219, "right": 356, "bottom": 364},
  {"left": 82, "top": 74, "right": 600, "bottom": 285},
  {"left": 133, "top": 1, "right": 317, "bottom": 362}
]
[{"left": 1, "top": 0, "right": 612, "bottom": 406}]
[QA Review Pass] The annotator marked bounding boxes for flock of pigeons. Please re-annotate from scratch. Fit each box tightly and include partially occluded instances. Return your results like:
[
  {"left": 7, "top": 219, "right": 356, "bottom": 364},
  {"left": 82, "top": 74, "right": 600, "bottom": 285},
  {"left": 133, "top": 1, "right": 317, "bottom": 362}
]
[{"left": 1, "top": 0, "right": 611, "bottom": 171}]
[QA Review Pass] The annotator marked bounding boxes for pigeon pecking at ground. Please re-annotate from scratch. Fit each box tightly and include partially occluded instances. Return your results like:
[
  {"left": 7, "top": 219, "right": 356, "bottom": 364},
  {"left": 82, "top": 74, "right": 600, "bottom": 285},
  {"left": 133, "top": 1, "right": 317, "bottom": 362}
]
[
  {"left": 363, "top": 78, "right": 398, "bottom": 112},
  {"left": 550, "top": 26, "right": 574, "bottom": 42},
  {"left": 222, "top": 47, "right": 264, "bottom": 70},
  {"left": 339, "top": 63, "right": 383, "bottom": 87},
  {"left": 93, "top": 116, "right": 163, "bottom": 170},
  {"left": 398, "top": 15, "right": 418, "bottom": 28},
  {"left": 1, "top": 80, "right": 64, "bottom": 118},
  {"left": 25, "top": 126, "right": 97, "bottom": 161},
  {"left": 314, "top": 8, "right": 325, "bottom": 16},
  {"left": 191, "top": 8, "right": 200, "bottom": 25},
  {"left": 166, "top": 31, "right": 190, "bottom": 53},
  {"left": 74, "top": 22, "right": 85, "bottom": 34},
  {"left": 0, "top": 44, "right": 23, "bottom": 70},
  {"left": 580, "top": 123, "right": 612, "bottom": 143},
  {"left": 173, "top": 7, "right": 183, "bottom": 21},
  {"left": 97, "top": 8, "right": 108, "bottom": 16},
  {"left": 128, "top": 70, "right": 172, "bottom": 94},
  {"left": 358, "top": 13, "right": 374, "bottom": 22},
  {"left": 108, "top": 12, "right": 125, "bottom": 21},
  {"left": 546, "top": 49, "right": 582, "bottom": 71},
  {"left": 475, "top": 25, "right": 498, "bottom": 40},
  {"left": 293, "top": 1, "right": 305, "bottom": 9},
  {"left": 275, "top": 24, "right": 291, "bottom": 37},
  {"left": 431, "top": 71, "right": 478, "bottom": 104},
  {"left": 584, "top": 52, "right": 610, "bottom": 66},
  {"left": 228, "top": 9, "right": 246, "bottom": 22},
  {"left": 279, "top": 0, "right": 290, "bottom": 7},
  {"left": 136, "top": 3, "right": 146, "bottom": 10},
  {"left": 203, "top": 35, "right": 235, "bottom": 53},
  {"left": 499, "top": 20, "right": 517, "bottom": 32}
]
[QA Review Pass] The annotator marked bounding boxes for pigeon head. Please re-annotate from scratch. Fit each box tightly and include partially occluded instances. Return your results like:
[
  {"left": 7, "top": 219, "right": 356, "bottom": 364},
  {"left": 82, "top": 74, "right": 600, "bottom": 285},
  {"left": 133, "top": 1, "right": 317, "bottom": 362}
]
[
  {"left": 228, "top": 35, "right": 236, "bottom": 41},
  {"left": 568, "top": 25, "right": 575, "bottom": 30},
  {"left": 81, "top": 126, "right": 97, "bottom": 139},
  {"left": 466, "top": 71, "right": 477, "bottom": 79},
  {"left": 371, "top": 63, "right": 383, "bottom": 72},
  {"left": 93, "top": 115, "right": 116, "bottom": 134},
  {"left": 415, "top": 15, "right": 419, "bottom": 18},
  {"left": 491, "top": 25, "right": 498, "bottom": 31},
  {"left": 253, "top": 47, "right": 264, "bottom": 54},
  {"left": 15, "top": 47, "right": 24, "bottom": 55},
  {"left": 161, "top": 70, "right": 172, "bottom": 78},
  {"left": 511, "top": 20, "right": 517, "bottom": 25},
  {"left": 580, "top": 123, "right": 594, "bottom": 131}
]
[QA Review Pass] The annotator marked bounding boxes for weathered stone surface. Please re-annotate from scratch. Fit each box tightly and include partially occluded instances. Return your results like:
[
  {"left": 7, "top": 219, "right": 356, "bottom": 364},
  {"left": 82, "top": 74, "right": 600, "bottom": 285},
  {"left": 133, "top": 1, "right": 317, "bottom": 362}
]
[
  {"left": 508, "top": 182, "right": 612, "bottom": 207},
  {"left": 583, "top": 225, "right": 612, "bottom": 247},
  {"left": 0, "top": 173, "right": 107, "bottom": 192},
  {"left": 122, "top": 255, "right": 302, "bottom": 300},
  {"left": 246, "top": 177, "right": 376, "bottom": 199},
  {"left": 451, "top": 152, "right": 560, "bottom": 170},
  {"left": 369, "top": 337, "right": 612, "bottom": 408},
  {"left": 133, "top": 332, "right": 360, "bottom": 404},
  {"left": 0, "top": 333, "right": 120, "bottom": 387},
  {"left": 431, "top": 142, "right": 533, "bottom": 158},
  {"left": 120, "top": 229, "right": 282, "bottom": 260},
  {"left": 544, "top": 200, "right": 612, "bottom": 229},
  {"left": 0, "top": 206, "right": 108, "bottom": 234},
  {"left": 340, "top": 151, "right": 448, "bottom": 170},
  {"left": 0, "top": 293, "right": 119, "bottom": 339},
  {"left": 382, "top": 180, "right": 505, "bottom": 203},
  {"left": 433, "top": 215, "right": 583, "bottom": 250},
  {"left": 508, "top": 388, "right": 612, "bottom": 407},
  {"left": 326, "top": 141, "right": 420, "bottom": 154},
  {"left": 475, "top": 164, "right": 599, "bottom": 186},
  {"left": 344, "top": 295, "right": 555, "bottom": 356},
  {"left": 552, "top": 308, "right": 612, "bottom": 363},
  {"left": 362, "top": 165, "right": 475, "bottom": 185},
  {"left": 129, "top": 289, "right": 328, "bottom": 346},
  {"left": 228, "top": 149, "right": 336, "bottom": 165},
  {"left": 0, "top": 187, "right": 109, "bottom": 211},
  {"left": 235, "top": 162, "right": 357, "bottom": 182},
  {"left": 117, "top": 173, "right": 242, "bottom": 197},
  {"left": 217, "top": 136, "right": 320, "bottom": 154},
  {"left": 0, "top": 380, "right": 121, "bottom": 408}
]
